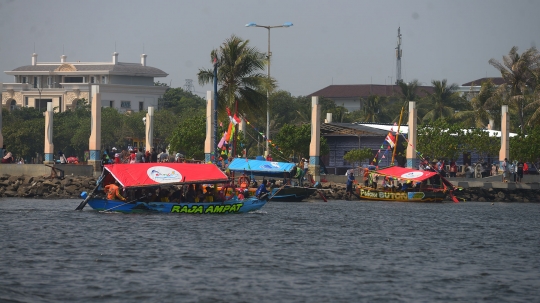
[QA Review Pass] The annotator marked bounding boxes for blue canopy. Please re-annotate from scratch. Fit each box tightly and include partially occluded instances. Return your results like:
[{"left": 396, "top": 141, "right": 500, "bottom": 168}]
[{"left": 228, "top": 159, "right": 296, "bottom": 177}]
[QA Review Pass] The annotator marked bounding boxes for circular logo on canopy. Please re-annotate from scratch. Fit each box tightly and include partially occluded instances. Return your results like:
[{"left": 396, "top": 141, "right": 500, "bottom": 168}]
[
  {"left": 400, "top": 171, "right": 424, "bottom": 179},
  {"left": 147, "top": 166, "right": 183, "bottom": 183}
]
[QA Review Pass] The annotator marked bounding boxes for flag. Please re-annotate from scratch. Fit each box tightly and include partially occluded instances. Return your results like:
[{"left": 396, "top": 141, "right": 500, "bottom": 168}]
[{"left": 385, "top": 132, "right": 396, "bottom": 148}]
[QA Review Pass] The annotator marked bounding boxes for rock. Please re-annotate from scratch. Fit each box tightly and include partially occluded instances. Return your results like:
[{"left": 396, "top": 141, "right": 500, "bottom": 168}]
[{"left": 496, "top": 191, "right": 506, "bottom": 200}]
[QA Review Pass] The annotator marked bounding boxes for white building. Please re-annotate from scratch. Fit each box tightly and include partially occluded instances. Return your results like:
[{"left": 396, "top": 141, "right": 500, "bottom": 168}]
[{"left": 2, "top": 52, "right": 168, "bottom": 112}]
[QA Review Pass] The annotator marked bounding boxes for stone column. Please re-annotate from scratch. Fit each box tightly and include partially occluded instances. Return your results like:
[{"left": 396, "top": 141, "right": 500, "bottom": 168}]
[
  {"left": 145, "top": 106, "right": 154, "bottom": 152},
  {"left": 43, "top": 102, "right": 54, "bottom": 164},
  {"left": 88, "top": 85, "right": 101, "bottom": 171},
  {"left": 406, "top": 101, "right": 417, "bottom": 168},
  {"left": 0, "top": 83, "right": 3, "bottom": 155},
  {"left": 204, "top": 91, "right": 215, "bottom": 163},
  {"left": 499, "top": 105, "right": 509, "bottom": 164},
  {"left": 309, "top": 96, "right": 321, "bottom": 182}
]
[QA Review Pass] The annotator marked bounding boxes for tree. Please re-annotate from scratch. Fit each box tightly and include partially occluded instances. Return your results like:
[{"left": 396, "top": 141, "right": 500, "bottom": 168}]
[
  {"left": 510, "top": 126, "right": 540, "bottom": 163},
  {"left": 417, "top": 119, "right": 463, "bottom": 162},
  {"left": 420, "top": 79, "right": 460, "bottom": 122},
  {"left": 343, "top": 148, "right": 374, "bottom": 166},
  {"left": 197, "top": 35, "right": 269, "bottom": 120},
  {"left": 272, "top": 123, "right": 328, "bottom": 162},
  {"left": 168, "top": 113, "right": 206, "bottom": 160},
  {"left": 454, "top": 79, "right": 496, "bottom": 128},
  {"left": 488, "top": 46, "right": 539, "bottom": 132},
  {"left": 359, "top": 95, "right": 388, "bottom": 122},
  {"left": 462, "top": 128, "right": 499, "bottom": 162}
]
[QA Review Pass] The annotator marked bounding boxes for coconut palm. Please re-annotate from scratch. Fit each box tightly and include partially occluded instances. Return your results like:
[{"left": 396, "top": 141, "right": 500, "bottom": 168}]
[
  {"left": 420, "top": 79, "right": 460, "bottom": 122},
  {"left": 487, "top": 46, "right": 539, "bottom": 132},
  {"left": 197, "top": 35, "right": 271, "bottom": 120},
  {"left": 398, "top": 79, "right": 419, "bottom": 102},
  {"left": 359, "top": 95, "right": 388, "bottom": 122},
  {"left": 454, "top": 79, "right": 496, "bottom": 128}
]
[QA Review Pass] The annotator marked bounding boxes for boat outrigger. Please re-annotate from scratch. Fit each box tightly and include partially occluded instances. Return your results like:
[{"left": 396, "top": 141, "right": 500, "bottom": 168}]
[
  {"left": 356, "top": 166, "right": 455, "bottom": 202},
  {"left": 75, "top": 162, "right": 267, "bottom": 214},
  {"left": 227, "top": 158, "right": 320, "bottom": 202}
]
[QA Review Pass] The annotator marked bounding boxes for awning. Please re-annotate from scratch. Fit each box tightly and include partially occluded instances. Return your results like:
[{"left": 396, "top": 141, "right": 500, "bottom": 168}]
[
  {"left": 375, "top": 166, "right": 438, "bottom": 182},
  {"left": 228, "top": 159, "right": 296, "bottom": 177},
  {"left": 104, "top": 163, "right": 229, "bottom": 188}
]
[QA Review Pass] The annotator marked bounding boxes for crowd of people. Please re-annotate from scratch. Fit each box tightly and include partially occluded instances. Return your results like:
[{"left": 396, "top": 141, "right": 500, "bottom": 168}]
[{"left": 100, "top": 147, "right": 187, "bottom": 169}]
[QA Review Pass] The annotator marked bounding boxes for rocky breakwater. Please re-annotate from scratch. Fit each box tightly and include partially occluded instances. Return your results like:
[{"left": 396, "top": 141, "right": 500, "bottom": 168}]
[{"left": 0, "top": 174, "right": 96, "bottom": 199}]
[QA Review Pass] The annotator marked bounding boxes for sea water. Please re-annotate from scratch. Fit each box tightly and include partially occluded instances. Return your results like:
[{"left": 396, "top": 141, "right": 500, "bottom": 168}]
[{"left": 0, "top": 198, "right": 539, "bottom": 302}]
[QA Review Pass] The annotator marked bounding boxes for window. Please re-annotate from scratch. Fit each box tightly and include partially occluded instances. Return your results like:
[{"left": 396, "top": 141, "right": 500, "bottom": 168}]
[
  {"left": 121, "top": 101, "right": 131, "bottom": 109},
  {"left": 101, "top": 76, "right": 108, "bottom": 84},
  {"left": 139, "top": 101, "right": 144, "bottom": 111},
  {"left": 24, "top": 97, "right": 28, "bottom": 107},
  {"left": 109, "top": 101, "right": 114, "bottom": 108},
  {"left": 10, "top": 100, "right": 17, "bottom": 111},
  {"left": 33, "top": 77, "right": 38, "bottom": 88},
  {"left": 47, "top": 77, "right": 51, "bottom": 87},
  {"left": 90, "top": 76, "right": 96, "bottom": 84},
  {"left": 64, "top": 77, "right": 84, "bottom": 83},
  {"left": 21, "top": 76, "right": 28, "bottom": 84}
]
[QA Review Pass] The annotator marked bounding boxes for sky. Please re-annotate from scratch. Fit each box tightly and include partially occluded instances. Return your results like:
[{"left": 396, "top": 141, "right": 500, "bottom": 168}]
[{"left": 0, "top": 0, "right": 539, "bottom": 98}]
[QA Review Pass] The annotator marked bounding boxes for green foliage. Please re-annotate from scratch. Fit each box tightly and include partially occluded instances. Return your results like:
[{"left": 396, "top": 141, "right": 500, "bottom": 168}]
[
  {"left": 273, "top": 123, "right": 328, "bottom": 161},
  {"left": 168, "top": 112, "right": 206, "bottom": 159},
  {"left": 417, "top": 119, "right": 463, "bottom": 161},
  {"left": 343, "top": 148, "right": 373, "bottom": 164},
  {"left": 158, "top": 87, "right": 205, "bottom": 117},
  {"left": 510, "top": 126, "right": 540, "bottom": 162},
  {"left": 462, "top": 128, "right": 499, "bottom": 161}
]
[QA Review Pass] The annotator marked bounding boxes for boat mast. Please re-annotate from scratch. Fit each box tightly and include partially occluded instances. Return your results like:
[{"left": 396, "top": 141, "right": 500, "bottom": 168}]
[{"left": 391, "top": 106, "right": 405, "bottom": 166}]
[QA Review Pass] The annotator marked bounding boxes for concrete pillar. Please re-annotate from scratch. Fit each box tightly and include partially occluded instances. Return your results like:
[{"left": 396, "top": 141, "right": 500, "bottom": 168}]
[
  {"left": 406, "top": 101, "right": 417, "bottom": 168},
  {"left": 0, "top": 83, "right": 3, "bottom": 155},
  {"left": 43, "top": 102, "right": 54, "bottom": 164},
  {"left": 145, "top": 106, "right": 154, "bottom": 152},
  {"left": 88, "top": 85, "right": 101, "bottom": 171},
  {"left": 238, "top": 117, "right": 246, "bottom": 134},
  {"left": 499, "top": 105, "right": 509, "bottom": 164},
  {"left": 204, "top": 91, "right": 215, "bottom": 163},
  {"left": 309, "top": 96, "right": 321, "bottom": 182}
]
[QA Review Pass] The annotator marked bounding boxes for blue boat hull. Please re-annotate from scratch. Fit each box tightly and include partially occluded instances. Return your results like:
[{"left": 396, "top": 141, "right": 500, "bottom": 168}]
[
  {"left": 269, "top": 187, "right": 318, "bottom": 202},
  {"left": 87, "top": 197, "right": 266, "bottom": 214}
]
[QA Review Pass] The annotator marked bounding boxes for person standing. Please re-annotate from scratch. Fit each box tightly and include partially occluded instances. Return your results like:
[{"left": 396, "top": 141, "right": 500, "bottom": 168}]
[
  {"left": 501, "top": 158, "right": 509, "bottom": 182},
  {"left": 449, "top": 161, "right": 457, "bottom": 178},
  {"left": 135, "top": 148, "right": 145, "bottom": 163},
  {"left": 346, "top": 169, "right": 355, "bottom": 198},
  {"left": 158, "top": 149, "right": 169, "bottom": 163},
  {"left": 151, "top": 148, "right": 158, "bottom": 163},
  {"left": 517, "top": 160, "right": 524, "bottom": 183}
]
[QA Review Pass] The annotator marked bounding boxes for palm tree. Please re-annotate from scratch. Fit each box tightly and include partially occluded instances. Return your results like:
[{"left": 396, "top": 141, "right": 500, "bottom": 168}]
[
  {"left": 197, "top": 35, "right": 271, "bottom": 120},
  {"left": 420, "top": 79, "right": 460, "bottom": 122},
  {"left": 454, "top": 79, "right": 496, "bottom": 128},
  {"left": 487, "top": 46, "right": 539, "bottom": 132},
  {"left": 398, "top": 79, "right": 419, "bottom": 103},
  {"left": 359, "top": 95, "right": 386, "bottom": 122}
]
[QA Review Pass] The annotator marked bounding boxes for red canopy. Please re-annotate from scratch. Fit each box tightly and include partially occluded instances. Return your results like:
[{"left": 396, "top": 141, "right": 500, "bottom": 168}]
[
  {"left": 104, "top": 163, "right": 229, "bottom": 188},
  {"left": 375, "top": 166, "right": 438, "bottom": 182}
]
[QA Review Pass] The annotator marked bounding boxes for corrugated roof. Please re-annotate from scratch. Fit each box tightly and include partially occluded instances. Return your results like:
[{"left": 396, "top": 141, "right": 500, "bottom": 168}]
[
  {"left": 10, "top": 62, "right": 168, "bottom": 77},
  {"left": 308, "top": 84, "right": 434, "bottom": 98},
  {"left": 461, "top": 77, "right": 505, "bottom": 86}
]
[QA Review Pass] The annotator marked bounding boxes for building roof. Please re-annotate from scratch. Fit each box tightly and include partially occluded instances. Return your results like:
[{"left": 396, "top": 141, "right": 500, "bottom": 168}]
[
  {"left": 308, "top": 84, "right": 435, "bottom": 98},
  {"left": 461, "top": 77, "right": 505, "bottom": 86},
  {"left": 7, "top": 62, "right": 168, "bottom": 77},
  {"left": 321, "top": 122, "right": 389, "bottom": 136}
]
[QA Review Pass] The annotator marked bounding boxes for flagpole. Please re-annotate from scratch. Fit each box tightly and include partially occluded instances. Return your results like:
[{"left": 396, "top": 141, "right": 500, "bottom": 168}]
[{"left": 391, "top": 106, "right": 405, "bottom": 166}]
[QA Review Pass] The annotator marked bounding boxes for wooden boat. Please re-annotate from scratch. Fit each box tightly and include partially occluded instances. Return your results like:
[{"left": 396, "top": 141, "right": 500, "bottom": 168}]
[
  {"left": 227, "top": 158, "right": 319, "bottom": 202},
  {"left": 75, "top": 162, "right": 267, "bottom": 213},
  {"left": 356, "top": 166, "right": 450, "bottom": 202}
]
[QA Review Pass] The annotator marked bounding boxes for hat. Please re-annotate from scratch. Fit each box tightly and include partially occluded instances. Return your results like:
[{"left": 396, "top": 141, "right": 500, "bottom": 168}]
[
  {"left": 112, "top": 147, "right": 117, "bottom": 151},
  {"left": 115, "top": 153, "right": 120, "bottom": 158}
]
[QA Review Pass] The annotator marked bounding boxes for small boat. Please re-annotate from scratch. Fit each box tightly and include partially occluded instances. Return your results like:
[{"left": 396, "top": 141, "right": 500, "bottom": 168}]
[
  {"left": 356, "top": 166, "right": 450, "bottom": 202},
  {"left": 75, "top": 162, "right": 267, "bottom": 213},
  {"left": 227, "top": 158, "right": 320, "bottom": 202}
]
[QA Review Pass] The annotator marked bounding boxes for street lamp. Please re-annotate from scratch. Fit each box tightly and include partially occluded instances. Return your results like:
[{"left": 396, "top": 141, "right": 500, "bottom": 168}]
[{"left": 246, "top": 21, "right": 293, "bottom": 156}]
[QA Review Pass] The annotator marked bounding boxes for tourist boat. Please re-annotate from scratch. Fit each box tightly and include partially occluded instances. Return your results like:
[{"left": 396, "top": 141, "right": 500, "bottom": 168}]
[
  {"left": 75, "top": 162, "right": 267, "bottom": 213},
  {"left": 356, "top": 166, "right": 454, "bottom": 202},
  {"left": 227, "top": 158, "right": 320, "bottom": 202}
]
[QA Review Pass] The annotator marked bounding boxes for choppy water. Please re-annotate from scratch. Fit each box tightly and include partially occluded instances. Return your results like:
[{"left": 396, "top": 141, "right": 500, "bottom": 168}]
[{"left": 0, "top": 198, "right": 539, "bottom": 303}]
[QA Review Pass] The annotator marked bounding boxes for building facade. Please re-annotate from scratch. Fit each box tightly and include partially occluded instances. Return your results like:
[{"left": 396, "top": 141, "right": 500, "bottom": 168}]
[{"left": 2, "top": 52, "right": 168, "bottom": 112}]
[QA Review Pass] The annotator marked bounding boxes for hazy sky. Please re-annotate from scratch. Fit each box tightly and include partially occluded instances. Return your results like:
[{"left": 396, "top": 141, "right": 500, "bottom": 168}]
[{"left": 1, "top": 0, "right": 538, "bottom": 97}]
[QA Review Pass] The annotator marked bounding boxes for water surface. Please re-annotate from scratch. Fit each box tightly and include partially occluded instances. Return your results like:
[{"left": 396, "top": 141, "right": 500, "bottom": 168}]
[{"left": 1, "top": 199, "right": 539, "bottom": 302}]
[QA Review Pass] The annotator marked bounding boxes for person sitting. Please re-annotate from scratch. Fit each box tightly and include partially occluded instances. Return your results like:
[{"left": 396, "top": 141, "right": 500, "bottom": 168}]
[
  {"left": 238, "top": 173, "right": 250, "bottom": 189},
  {"left": 158, "top": 188, "right": 170, "bottom": 202},
  {"left": 203, "top": 186, "right": 214, "bottom": 202},
  {"left": 1, "top": 151, "right": 14, "bottom": 163},
  {"left": 255, "top": 179, "right": 270, "bottom": 200},
  {"left": 104, "top": 181, "right": 126, "bottom": 201},
  {"left": 185, "top": 185, "right": 196, "bottom": 202}
]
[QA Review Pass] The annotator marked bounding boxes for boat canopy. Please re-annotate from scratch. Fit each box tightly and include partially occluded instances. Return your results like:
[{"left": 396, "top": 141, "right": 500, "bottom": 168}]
[
  {"left": 228, "top": 159, "right": 295, "bottom": 177},
  {"left": 375, "top": 166, "right": 438, "bottom": 182},
  {"left": 104, "top": 163, "right": 229, "bottom": 188}
]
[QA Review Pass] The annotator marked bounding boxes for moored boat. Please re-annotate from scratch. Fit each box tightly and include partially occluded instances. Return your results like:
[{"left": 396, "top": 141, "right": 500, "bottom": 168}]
[
  {"left": 356, "top": 166, "right": 451, "bottom": 202},
  {"left": 227, "top": 158, "right": 320, "bottom": 202},
  {"left": 75, "top": 162, "right": 267, "bottom": 213}
]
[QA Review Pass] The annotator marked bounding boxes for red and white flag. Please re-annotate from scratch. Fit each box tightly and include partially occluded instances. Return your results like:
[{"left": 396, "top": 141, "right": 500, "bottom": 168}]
[{"left": 385, "top": 132, "right": 396, "bottom": 148}]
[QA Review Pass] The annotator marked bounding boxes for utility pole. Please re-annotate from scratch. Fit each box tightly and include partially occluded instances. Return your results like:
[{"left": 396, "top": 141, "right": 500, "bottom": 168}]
[{"left": 395, "top": 27, "right": 402, "bottom": 84}]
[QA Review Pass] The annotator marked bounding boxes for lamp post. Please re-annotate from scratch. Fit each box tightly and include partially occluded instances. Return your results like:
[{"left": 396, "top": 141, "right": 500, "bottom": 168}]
[{"left": 245, "top": 21, "right": 293, "bottom": 156}]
